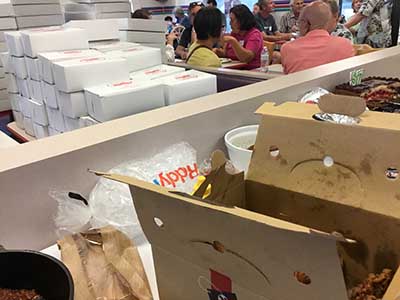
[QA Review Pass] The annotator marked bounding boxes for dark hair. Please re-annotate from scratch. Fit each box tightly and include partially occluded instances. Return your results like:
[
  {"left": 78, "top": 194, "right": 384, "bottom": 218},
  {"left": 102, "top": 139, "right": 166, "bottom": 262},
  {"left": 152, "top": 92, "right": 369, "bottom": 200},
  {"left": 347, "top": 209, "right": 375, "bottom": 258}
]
[
  {"left": 164, "top": 16, "right": 173, "bottom": 22},
  {"left": 194, "top": 7, "right": 223, "bottom": 40},
  {"left": 257, "top": 0, "right": 268, "bottom": 10},
  {"left": 207, "top": 0, "right": 218, "bottom": 6},
  {"left": 230, "top": 4, "right": 257, "bottom": 30},
  {"left": 189, "top": 1, "right": 205, "bottom": 10},
  {"left": 131, "top": 9, "right": 152, "bottom": 19}
]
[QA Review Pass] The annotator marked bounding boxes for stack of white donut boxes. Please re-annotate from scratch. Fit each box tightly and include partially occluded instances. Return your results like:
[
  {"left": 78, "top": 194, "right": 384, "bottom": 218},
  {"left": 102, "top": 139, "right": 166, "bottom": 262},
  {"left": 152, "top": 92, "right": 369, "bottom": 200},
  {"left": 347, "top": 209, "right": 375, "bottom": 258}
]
[
  {"left": 0, "top": 0, "right": 16, "bottom": 112},
  {"left": 3, "top": 20, "right": 132, "bottom": 138}
]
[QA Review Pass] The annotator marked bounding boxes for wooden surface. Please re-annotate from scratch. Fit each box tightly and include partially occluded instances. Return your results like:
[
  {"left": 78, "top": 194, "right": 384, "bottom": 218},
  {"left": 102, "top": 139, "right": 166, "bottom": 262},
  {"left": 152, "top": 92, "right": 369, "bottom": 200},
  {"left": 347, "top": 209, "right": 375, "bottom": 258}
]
[{"left": 7, "top": 122, "right": 35, "bottom": 143}]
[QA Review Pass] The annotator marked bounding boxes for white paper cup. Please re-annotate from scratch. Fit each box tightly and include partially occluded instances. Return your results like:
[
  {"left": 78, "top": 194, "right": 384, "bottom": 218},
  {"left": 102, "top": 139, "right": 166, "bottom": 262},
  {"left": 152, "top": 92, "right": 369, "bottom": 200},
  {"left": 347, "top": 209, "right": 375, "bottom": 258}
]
[{"left": 224, "top": 125, "right": 259, "bottom": 173}]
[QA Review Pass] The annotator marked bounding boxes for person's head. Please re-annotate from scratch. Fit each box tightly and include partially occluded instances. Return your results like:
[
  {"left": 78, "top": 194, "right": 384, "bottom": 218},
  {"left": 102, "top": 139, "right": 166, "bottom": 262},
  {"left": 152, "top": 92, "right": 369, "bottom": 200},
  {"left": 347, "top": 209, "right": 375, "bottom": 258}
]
[
  {"left": 229, "top": 4, "right": 257, "bottom": 33},
  {"left": 321, "top": 0, "right": 339, "bottom": 32},
  {"left": 253, "top": 3, "right": 260, "bottom": 14},
  {"left": 164, "top": 16, "right": 173, "bottom": 22},
  {"left": 352, "top": 0, "right": 361, "bottom": 12},
  {"left": 131, "top": 9, "right": 152, "bottom": 19},
  {"left": 257, "top": 0, "right": 274, "bottom": 16},
  {"left": 291, "top": 0, "right": 305, "bottom": 16},
  {"left": 189, "top": 1, "right": 205, "bottom": 23},
  {"left": 298, "top": 1, "right": 332, "bottom": 36},
  {"left": 207, "top": 0, "right": 218, "bottom": 7},
  {"left": 174, "top": 7, "right": 185, "bottom": 18},
  {"left": 194, "top": 7, "right": 223, "bottom": 44}
]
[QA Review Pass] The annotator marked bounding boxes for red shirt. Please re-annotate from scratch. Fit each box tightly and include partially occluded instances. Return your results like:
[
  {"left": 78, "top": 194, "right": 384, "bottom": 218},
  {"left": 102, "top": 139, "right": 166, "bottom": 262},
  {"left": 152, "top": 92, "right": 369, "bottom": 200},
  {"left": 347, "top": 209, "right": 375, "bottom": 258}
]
[
  {"left": 281, "top": 29, "right": 355, "bottom": 74},
  {"left": 226, "top": 27, "right": 264, "bottom": 70}
]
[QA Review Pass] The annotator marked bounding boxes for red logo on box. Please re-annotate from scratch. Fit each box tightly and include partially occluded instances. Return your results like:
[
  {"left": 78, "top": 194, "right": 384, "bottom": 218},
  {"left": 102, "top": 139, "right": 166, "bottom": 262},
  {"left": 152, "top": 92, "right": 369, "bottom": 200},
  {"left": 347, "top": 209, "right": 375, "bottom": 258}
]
[
  {"left": 80, "top": 57, "right": 104, "bottom": 63},
  {"left": 176, "top": 74, "right": 198, "bottom": 80},
  {"left": 207, "top": 270, "right": 237, "bottom": 300},
  {"left": 63, "top": 50, "right": 83, "bottom": 55},
  {"left": 112, "top": 81, "right": 133, "bottom": 87},
  {"left": 122, "top": 48, "right": 141, "bottom": 52},
  {"left": 145, "top": 69, "right": 164, "bottom": 75}
]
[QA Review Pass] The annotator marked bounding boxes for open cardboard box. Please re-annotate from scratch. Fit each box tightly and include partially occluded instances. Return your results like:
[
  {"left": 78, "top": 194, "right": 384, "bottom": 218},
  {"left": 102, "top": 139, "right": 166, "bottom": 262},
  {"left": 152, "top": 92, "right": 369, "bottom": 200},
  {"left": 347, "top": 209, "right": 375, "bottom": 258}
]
[{"left": 95, "top": 99, "right": 400, "bottom": 300}]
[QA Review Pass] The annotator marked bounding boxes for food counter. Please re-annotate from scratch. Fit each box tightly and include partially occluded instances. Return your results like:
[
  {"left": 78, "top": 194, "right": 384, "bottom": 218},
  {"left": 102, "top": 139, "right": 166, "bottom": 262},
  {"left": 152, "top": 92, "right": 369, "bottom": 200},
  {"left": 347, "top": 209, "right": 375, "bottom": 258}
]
[
  {"left": 0, "top": 46, "right": 399, "bottom": 251},
  {"left": 168, "top": 60, "right": 284, "bottom": 92}
]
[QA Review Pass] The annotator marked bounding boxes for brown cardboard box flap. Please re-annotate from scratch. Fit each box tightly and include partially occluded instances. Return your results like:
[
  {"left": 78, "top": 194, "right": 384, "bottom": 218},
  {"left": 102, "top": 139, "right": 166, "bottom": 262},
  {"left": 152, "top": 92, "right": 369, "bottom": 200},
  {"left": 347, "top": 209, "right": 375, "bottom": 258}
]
[
  {"left": 255, "top": 101, "right": 400, "bottom": 130},
  {"left": 251, "top": 102, "right": 400, "bottom": 218},
  {"left": 383, "top": 266, "right": 400, "bottom": 300},
  {"left": 93, "top": 171, "right": 350, "bottom": 240},
  {"left": 318, "top": 94, "right": 366, "bottom": 117},
  {"left": 93, "top": 171, "right": 349, "bottom": 300}
]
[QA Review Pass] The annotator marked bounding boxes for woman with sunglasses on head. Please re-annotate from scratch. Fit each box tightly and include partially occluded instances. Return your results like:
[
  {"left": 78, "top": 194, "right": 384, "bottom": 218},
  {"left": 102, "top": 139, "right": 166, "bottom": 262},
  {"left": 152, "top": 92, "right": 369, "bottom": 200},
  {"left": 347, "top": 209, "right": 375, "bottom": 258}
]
[
  {"left": 216, "top": 4, "right": 263, "bottom": 69},
  {"left": 186, "top": 7, "right": 223, "bottom": 67}
]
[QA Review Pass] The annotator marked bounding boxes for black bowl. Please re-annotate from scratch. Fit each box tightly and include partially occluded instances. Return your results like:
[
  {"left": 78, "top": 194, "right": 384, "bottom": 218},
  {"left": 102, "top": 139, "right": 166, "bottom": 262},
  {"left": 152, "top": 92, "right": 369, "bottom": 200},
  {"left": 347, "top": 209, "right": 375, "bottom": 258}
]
[{"left": 0, "top": 250, "right": 74, "bottom": 300}]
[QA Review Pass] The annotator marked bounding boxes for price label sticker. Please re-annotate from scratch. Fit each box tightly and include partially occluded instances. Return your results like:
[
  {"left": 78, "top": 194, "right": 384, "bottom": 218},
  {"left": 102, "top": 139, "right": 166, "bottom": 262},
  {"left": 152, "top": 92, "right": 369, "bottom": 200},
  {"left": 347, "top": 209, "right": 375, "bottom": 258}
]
[{"left": 350, "top": 69, "right": 364, "bottom": 86}]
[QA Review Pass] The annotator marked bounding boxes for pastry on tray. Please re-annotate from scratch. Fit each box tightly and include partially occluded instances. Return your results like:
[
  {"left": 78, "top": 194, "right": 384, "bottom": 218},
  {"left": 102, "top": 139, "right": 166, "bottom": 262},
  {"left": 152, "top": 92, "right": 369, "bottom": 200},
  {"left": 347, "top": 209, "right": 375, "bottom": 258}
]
[{"left": 334, "top": 77, "right": 400, "bottom": 113}]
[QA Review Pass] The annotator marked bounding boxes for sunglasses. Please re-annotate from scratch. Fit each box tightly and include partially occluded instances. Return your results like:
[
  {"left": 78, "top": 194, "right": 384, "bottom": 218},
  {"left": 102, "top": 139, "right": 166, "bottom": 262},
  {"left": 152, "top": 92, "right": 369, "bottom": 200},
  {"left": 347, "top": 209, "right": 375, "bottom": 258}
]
[{"left": 189, "top": 1, "right": 205, "bottom": 9}]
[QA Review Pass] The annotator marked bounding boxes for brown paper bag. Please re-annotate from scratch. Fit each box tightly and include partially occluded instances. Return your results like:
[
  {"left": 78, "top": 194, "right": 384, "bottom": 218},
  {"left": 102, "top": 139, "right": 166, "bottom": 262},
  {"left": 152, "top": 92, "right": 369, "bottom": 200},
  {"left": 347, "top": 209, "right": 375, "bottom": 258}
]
[{"left": 58, "top": 226, "right": 153, "bottom": 300}]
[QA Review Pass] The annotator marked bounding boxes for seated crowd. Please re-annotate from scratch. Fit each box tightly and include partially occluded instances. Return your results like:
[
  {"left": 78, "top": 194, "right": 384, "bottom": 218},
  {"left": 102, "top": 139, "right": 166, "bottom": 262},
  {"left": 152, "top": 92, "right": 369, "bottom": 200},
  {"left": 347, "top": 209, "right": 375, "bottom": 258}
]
[{"left": 131, "top": 0, "right": 394, "bottom": 74}]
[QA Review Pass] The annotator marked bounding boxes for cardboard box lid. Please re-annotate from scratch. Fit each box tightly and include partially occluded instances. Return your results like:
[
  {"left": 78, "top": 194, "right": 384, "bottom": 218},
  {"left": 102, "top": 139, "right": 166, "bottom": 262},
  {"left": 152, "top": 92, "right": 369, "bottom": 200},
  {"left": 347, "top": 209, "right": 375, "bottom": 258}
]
[
  {"left": 118, "top": 18, "right": 167, "bottom": 33},
  {"left": 129, "top": 64, "right": 185, "bottom": 81},
  {"left": 64, "top": 2, "right": 130, "bottom": 13},
  {"left": 0, "top": 17, "right": 17, "bottom": 30},
  {"left": 13, "top": 4, "right": 62, "bottom": 17},
  {"left": 162, "top": 70, "right": 216, "bottom": 85},
  {"left": 248, "top": 101, "right": 400, "bottom": 219},
  {"left": 53, "top": 55, "right": 124, "bottom": 67},
  {"left": 16, "top": 15, "right": 64, "bottom": 29},
  {"left": 11, "top": 0, "right": 60, "bottom": 4},
  {"left": 89, "top": 41, "right": 139, "bottom": 52},
  {"left": 63, "top": 19, "right": 119, "bottom": 41},
  {"left": 85, "top": 79, "right": 163, "bottom": 97},
  {"left": 38, "top": 49, "right": 102, "bottom": 62},
  {"left": 0, "top": 0, "right": 14, "bottom": 17},
  {"left": 92, "top": 171, "right": 349, "bottom": 300}
]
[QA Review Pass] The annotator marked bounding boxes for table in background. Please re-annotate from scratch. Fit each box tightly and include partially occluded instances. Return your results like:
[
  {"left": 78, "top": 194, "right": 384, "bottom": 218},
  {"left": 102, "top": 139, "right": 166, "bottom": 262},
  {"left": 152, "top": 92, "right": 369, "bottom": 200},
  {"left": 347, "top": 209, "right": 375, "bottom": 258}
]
[{"left": 7, "top": 122, "right": 35, "bottom": 143}]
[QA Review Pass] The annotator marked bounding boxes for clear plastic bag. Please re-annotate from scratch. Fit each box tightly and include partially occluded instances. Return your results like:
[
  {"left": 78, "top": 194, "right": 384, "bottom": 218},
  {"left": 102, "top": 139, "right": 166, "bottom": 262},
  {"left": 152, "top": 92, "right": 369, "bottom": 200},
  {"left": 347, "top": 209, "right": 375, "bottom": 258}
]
[{"left": 53, "top": 142, "right": 198, "bottom": 242}]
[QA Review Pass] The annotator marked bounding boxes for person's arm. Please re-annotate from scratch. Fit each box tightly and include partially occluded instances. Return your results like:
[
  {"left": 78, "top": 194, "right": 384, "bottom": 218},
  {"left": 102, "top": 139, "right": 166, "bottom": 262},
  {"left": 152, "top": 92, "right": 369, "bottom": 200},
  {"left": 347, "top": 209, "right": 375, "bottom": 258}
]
[
  {"left": 261, "top": 31, "right": 293, "bottom": 42},
  {"left": 344, "top": 12, "right": 365, "bottom": 28},
  {"left": 165, "top": 33, "right": 177, "bottom": 62},
  {"left": 175, "top": 28, "right": 191, "bottom": 59},
  {"left": 213, "top": 35, "right": 227, "bottom": 57},
  {"left": 223, "top": 36, "right": 254, "bottom": 63},
  {"left": 214, "top": 47, "right": 226, "bottom": 57}
]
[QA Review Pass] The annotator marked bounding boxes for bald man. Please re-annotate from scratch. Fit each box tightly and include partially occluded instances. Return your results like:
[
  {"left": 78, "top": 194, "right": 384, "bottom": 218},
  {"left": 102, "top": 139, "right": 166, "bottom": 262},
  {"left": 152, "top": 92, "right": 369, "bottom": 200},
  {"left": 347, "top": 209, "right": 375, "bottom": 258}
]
[{"left": 281, "top": 1, "right": 354, "bottom": 74}]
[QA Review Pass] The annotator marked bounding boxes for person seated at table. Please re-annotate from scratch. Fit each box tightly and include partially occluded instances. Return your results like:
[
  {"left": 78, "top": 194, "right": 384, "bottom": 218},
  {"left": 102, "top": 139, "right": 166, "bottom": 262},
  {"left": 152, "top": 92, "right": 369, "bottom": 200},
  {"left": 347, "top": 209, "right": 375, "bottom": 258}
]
[
  {"left": 344, "top": 0, "right": 392, "bottom": 48},
  {"left": 322, "top": 0, "right": 354, "bottom": 42},
  {"left": 174, "top": 7, "right": 191, "bottom": 29},
  {"left": 255, "top": 0, "right": 294, "bottom": 42},
  {"left": 131, "top": 9, "right": 152, "bottom": 19},
  {"left": 175, "top": 2, "right": 205, "bottom": 59},
  {"left": 253, "top": 2, "right": 260, "bottom": 15},
  {"left": 216, "top": 4, "right": 263, "bottom": 70},
  {"left": 279, "top": 0, "right": 305, "bottom": 34},
  {"left": 349, "top": 0, "right": 362, "bottom": 35},
  {"left": 281, "top": 1, "right": 354, "bottom": 74},
  {"left": 187, "top": 7, "right": 223, "bottom": 68}
]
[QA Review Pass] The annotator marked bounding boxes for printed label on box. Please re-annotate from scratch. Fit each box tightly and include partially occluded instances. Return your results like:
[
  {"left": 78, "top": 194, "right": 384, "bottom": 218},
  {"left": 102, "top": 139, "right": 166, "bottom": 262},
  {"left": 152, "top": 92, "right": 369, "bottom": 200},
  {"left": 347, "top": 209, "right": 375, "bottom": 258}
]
[
  {"left": 175, "top": 74, "right": 199, "bottom": 81},
  {"left": 153, "top": 163, "right": 199, "bottom": 189},
  {"left": 79, "top": 57, "right": 106, "bottom": 63}
]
